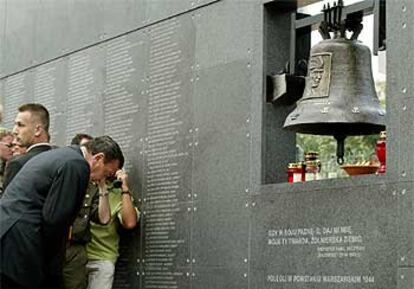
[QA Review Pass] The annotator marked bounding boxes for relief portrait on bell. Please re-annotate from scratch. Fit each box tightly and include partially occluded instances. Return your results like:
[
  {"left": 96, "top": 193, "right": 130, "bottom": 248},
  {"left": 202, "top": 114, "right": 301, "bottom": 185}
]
[{"left": 304, "top": 52, "right": 332, "bottom": 99}]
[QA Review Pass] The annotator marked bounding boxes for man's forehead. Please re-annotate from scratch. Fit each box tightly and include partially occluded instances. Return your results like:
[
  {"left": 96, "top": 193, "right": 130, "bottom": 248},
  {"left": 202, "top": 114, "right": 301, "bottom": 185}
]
[{"left": 15, "top": 111, "right": 33, "bottom": 122}]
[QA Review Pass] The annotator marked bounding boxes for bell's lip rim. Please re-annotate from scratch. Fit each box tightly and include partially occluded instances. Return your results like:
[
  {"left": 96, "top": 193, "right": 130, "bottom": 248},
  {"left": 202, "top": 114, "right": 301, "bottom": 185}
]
[{"left": 283, "top": 122, "right": 386, "bottom": 136}]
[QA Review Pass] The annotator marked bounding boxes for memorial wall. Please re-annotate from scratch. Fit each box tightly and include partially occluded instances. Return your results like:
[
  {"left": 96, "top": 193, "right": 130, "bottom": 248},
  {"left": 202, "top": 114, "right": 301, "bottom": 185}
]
[{"left": 1, "top": 0, "right": 413, "bottom": 289}]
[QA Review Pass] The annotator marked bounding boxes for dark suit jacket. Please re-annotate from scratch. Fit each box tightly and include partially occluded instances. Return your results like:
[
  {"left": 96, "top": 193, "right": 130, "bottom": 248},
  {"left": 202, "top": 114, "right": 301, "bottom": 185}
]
[
  {"left": 2, "top": 144, "right": 52, "bottom": 190},
  {"left": 0, "top": 146, "right": 90, "bottom": 289}
]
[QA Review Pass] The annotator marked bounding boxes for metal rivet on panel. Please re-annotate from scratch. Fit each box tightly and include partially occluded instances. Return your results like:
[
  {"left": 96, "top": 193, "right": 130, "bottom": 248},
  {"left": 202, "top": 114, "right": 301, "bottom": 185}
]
[
  {"left": 186, "top": 272, "right": 190, "bottom": 276},
  {"left": 402, "top": 5, "right": 406, "bottom": 12},
  {"left": 252, "top": 202, "right": 256, "bottom": 207},
  {"left": 392, "top": 191, "right": 397, "bottom": 196},
  {"left": 137, "top": 259, "right": 140, "bottom": 263},
  {"left": 189, "top": 143, "right": 193, "bottom": 147},
  {"left": 194, "top": 193, "right": 198, "bottom": 198},
  {"left": 402, "top": 171, "right": 406, "bottom": 177},
  {"left": 401, "top": 275, "right": 404, "bottom": 279},
  {"left": 193, "top": 207, "right": 197, "bottom": 212},
  {"left": 401, "top": 256, "right": 406, "bottom": 261},
  {"left": 195, "top": 128, "right": 199, "bottom": 132},
  {"left": 189, "top": 129, "right": 193, "bottom": 133},
  {"left": 402, "top": 87, "right": 407, "bottom": 93},
  {"left": 142, "top": 272, "right": 145, "bottom": 276},
  {"left": 192, "top": 259, "right": 196, "bottom": 263},
  {"left": 188, "top": 194, "right": 192, "bottom": 198},
  {"left": 194, "top": 142, "right": 198, "bottom": 146},
  {"left": 403, "top": 105, "right": 407, "bottom": 111},
  {"left": 186, "top": 259, "right": 190, "bottom": 263},
  {"left": 402, "top": 189, "right": 406, "bottom": 195},
  {"left": 246, "top": 133, "right": 250, "bottom": 138},
  {"left": 246, "top": 118, "right": 250, "bottom": 123},
  {"left": 245, "top": 188, "right": 249, "bottom": 193},
  {"left": 243, "top": 273, "right": 248, "bottom": 278},
  {"left": 143, "top": 211, "right": 146, "bottom": 215},
  {"left": 192, "top": 273, "right": 196, "bottom": 277},
  {"left": 402, "top": 23, "right": 407, "bottom": 29},
  {"left": 244, "top": 258, "right": 248, "bottom": 263},
  {"left": 247, "top": 63, "right": 251, "bottom": 68},
  {"left": 137, "top": 272, "right": 140, "bottom": 276},
  {"left": 245, "top": 203, "right": 249, "bottom": 208},
  {"left": 187, "top": 207, "right": 191, "bottom": 212}
]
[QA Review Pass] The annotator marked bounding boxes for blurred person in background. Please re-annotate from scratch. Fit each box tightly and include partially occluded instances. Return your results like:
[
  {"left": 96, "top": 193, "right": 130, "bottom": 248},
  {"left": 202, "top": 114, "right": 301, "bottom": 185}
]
[
  {"left": 11, "top": 138, "right": 27, "bottom": 156},
  {"left": 0, "top": 129, "right": 13, "bottom": 196}
]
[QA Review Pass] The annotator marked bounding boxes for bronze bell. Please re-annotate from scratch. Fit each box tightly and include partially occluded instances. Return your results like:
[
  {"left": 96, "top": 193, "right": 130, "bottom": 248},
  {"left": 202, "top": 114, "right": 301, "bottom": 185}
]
[{"left": 284, "top": 0, "right": 385, "bottom": 164}]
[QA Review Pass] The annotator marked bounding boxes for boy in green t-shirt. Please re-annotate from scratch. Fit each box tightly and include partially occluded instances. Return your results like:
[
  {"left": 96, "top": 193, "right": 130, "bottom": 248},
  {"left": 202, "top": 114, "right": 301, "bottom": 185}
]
[{"left": 86, "top": 170, "right": 140, "bottom": 289}]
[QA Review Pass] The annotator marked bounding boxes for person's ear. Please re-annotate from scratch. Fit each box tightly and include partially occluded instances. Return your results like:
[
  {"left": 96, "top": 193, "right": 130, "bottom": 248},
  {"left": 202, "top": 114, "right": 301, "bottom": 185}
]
[
  {"left": 93, "top": 152, "right": 105, "bottom": 163},
  {"left": 34, "top": 124, "right": 43, "bottom": 137}
]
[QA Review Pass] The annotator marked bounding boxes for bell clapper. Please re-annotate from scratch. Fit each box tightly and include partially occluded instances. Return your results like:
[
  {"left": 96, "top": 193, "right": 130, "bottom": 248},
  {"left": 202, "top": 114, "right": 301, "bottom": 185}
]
[{"left": 334, "top": 134, "right": 346, "bottom": 165}]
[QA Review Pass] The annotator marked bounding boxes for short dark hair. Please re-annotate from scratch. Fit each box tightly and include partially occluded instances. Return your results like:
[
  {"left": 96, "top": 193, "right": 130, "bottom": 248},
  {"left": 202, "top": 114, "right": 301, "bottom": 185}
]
[
  {"left": 71, "top": 133, "right": 93, "bottom": 145},
  {"left": 18, "top": 103, "right": 50, "bottom": 132},
  {"left": 84, "top": 135, "right": 124, "bottom": 168}
]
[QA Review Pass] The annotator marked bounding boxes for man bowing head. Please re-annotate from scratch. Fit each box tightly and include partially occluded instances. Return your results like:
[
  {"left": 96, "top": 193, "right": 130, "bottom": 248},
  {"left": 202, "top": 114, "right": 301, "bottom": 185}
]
[{"left": 0, "top": 135, "right": 124, "bottom": 289}]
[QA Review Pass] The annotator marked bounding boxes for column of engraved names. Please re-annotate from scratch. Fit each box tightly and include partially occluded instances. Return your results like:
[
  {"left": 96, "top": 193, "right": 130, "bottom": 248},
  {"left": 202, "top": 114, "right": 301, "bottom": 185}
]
[
  {"left": 4, "top": 73, "right": 26, "bottom": 127},
  {"left": 33, "top": 64, "right": 60, "bottom": 142},
  {"left": 66, "top": 53, "right": 95, "bottom": 144},
  {"left": 144, "top": 18, "right": 188, "bottom": 288},
  {"left": 104, "top": 36, "right": 139, "bottom": 170}
]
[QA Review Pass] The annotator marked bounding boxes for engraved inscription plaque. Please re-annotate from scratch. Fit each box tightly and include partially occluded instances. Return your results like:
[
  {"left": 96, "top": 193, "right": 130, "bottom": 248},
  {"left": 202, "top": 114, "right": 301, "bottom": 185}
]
[{"left": 251, "top": 184, "right": 397, "bottom": 289}]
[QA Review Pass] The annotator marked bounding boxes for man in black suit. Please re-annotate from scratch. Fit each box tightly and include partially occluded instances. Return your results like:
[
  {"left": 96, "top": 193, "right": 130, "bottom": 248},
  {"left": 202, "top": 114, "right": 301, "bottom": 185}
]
[
  {"left": 0, "top": 136, "right": 124, "bottom": 289},
  {"left": 2, "top": 103, "right": 52, "bottom": 190}
]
